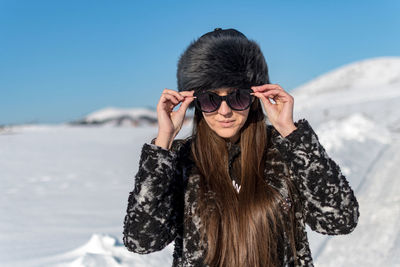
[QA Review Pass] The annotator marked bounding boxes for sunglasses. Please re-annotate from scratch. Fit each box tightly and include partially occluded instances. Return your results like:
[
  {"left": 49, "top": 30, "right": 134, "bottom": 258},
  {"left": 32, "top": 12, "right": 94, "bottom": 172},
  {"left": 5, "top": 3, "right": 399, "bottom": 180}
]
[{"left": 194, "top": 88, "right": 254, "bottom": 113}]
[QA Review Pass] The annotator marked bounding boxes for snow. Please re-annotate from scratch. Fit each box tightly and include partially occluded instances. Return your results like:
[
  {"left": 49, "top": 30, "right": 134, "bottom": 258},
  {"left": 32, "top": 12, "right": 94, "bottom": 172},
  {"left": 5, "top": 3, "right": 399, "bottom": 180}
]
[
  {"left": 314, "top": 133, "right": 400, "bottom": 266},
  {"left": 292, "top": 57, "right": 400, "bottom": 96},
  {"left": 84, "top": 107, "right": 157, "bottom": 123},
  {"left": 1, "top": 56, "right": 400, "bottom": 266}
]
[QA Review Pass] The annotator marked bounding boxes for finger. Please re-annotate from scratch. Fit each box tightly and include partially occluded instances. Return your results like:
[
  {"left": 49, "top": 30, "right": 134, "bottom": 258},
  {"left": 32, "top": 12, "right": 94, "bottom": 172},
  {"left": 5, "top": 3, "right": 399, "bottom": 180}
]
[
  {"left": 177, "top": 96, "right": 195, "bottom": 114},
  {"left": 162, "top": 93, "right": 180, "bottom": 104},
  {"left": 179, "top": 90, "right": 195, "bottom": 97},
  {"left": 251, "top": 90, "right": 279, "bottom": 100},
  {"left": 251, "top": 84, "right": 284, "bottom": 92},
  {"left": 252, "top": 83, "right": 283, "bottom": 89},
  {"left": 253, "top": 89, "right": 289, "bottom": 100},
  {"left": 253, "top": 91, "right": 280, "bottom": 106},
  {"left": 253, "top": 92, "right": 273, "bottom": 108},
  {"left": 161, "top": 93, "right": 181, "bottom": 106},
  {"left": 265, "top": 90, "right": 294, "bottom": 103},
  {"left": 163, "top": 88, "right": 185, "bottom": 101}
]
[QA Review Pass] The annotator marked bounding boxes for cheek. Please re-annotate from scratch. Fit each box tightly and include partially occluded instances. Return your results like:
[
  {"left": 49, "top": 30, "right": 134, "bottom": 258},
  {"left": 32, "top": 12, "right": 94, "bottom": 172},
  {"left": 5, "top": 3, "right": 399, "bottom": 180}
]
[
  {"left": 202, "top": 114, "right": 216, "bottom": 128},
  {"left": 237, "top": 111, "right": 250, "bottom": 125}
]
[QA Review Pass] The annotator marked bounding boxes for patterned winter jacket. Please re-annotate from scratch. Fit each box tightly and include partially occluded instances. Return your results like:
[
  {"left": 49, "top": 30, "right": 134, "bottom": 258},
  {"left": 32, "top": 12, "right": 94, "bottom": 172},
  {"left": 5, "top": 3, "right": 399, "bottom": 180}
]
[{"left": 123, "top": 118, "right": 360, "bottom": 266}]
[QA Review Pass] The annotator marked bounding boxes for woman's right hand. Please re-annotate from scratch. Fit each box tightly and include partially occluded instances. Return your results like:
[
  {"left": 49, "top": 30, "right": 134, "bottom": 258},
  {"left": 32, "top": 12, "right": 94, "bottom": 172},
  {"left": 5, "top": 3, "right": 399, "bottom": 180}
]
[{"left": 155, "top": 89, "right": 195, "bottom": 149}]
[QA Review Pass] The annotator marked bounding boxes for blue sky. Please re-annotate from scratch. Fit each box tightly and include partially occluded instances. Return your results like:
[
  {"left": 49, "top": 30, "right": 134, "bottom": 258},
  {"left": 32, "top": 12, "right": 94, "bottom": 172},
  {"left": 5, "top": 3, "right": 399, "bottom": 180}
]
[{"left": 1, "top": 0, "right": 399, "bottom": 125}]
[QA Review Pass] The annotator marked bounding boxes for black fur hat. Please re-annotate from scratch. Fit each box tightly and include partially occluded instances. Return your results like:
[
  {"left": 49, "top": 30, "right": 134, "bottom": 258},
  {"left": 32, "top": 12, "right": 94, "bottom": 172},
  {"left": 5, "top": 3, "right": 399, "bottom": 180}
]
[{"left": 177, "top": 28, "right": 270, "bottom": 109}]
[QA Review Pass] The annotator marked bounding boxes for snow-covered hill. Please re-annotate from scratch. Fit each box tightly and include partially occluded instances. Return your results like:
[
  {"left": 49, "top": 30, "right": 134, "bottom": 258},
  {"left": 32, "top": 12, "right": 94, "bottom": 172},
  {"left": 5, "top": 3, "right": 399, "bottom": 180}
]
[
  {"left": 291, "top": 57, "right": 400, "bottom": 133},
  {"left": 287, "top": 57, "right": 400, "bottom": 266},
  {"left": 69, "top": 107, "right": 159, "bottom": 127},
  {"left": 70, "top": 106, "right": 193, "bottom": 127},
  {"left": 293, "top": 57, "right": 400, "bottom": 96},
  {"left": 1, "top": 57, "right": 399, "bottom": 266}
]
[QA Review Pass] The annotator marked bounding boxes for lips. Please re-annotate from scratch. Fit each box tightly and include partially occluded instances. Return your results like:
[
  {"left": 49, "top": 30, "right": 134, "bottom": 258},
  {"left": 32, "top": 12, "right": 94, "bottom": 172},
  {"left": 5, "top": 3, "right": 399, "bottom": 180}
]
[{"left": 218, "top": 120, "right": 235, "bottom": 127}]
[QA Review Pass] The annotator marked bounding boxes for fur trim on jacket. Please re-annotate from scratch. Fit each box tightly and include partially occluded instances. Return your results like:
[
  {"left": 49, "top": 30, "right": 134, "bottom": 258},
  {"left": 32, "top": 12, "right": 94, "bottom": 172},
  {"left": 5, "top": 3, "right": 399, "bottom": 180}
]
[{"left": 123, "top": 118, "right": 360, "bottom": 266}]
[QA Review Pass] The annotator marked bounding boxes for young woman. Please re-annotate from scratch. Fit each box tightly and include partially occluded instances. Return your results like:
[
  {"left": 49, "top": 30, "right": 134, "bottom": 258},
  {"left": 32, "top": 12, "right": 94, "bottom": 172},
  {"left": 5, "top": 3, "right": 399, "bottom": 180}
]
[{"left": 123, "top": 28, "right": 359, "bottom": 267}]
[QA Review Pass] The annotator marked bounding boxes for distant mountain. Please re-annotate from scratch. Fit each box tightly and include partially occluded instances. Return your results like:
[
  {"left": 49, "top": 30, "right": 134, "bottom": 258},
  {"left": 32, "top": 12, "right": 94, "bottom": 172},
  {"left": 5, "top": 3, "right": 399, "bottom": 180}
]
[
  {"left": 70, "top": 106, "right": 194, "bottom": 127},
  {"left": 69, "top": 107, "right": 157, "bottom": 127}
]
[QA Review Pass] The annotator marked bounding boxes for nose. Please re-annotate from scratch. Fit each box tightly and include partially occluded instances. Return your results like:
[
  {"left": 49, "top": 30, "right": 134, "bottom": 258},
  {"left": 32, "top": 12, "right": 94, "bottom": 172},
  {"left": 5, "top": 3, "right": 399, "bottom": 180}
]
[{"left": 218, "top": 100, "right": 232, "bottom": 115}]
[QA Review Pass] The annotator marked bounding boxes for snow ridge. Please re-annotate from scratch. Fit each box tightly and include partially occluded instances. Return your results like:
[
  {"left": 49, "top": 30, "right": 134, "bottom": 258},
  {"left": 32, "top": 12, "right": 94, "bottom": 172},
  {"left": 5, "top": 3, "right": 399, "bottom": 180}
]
[{"left": 293, "top": 57, "right": 400, "bottom": 96}]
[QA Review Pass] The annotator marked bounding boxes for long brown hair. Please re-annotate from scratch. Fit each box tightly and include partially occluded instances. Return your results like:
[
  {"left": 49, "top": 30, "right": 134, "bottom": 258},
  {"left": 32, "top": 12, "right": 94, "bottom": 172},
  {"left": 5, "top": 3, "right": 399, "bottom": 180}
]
[{"left": 191, "top": 97, "right": 298, "bottom": 266}]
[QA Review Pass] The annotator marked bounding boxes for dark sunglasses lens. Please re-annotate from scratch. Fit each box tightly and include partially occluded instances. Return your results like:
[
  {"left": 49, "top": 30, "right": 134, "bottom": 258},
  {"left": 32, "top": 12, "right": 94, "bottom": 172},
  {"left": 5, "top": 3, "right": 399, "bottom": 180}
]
[
  {"left": 197, "top": 92, "right": 220, "bottom": 112},
  {"left": 228, "top": 90, "right": 252, "bottom": 110}
]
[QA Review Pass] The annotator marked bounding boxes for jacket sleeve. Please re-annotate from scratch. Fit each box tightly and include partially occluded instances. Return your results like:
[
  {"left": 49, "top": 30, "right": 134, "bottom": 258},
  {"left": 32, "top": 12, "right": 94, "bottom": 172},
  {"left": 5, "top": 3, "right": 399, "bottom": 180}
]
[
  {"left": 271, "top": 118, "right": 360, "bottom": 235},
  {"left": 123, "top": 140, "right": 183, "bottom": 253}
]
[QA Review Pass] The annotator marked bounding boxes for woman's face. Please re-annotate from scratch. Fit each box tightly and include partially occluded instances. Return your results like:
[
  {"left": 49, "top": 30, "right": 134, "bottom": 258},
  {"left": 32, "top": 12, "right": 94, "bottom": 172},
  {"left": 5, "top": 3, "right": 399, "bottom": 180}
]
[{"left": 202, "top": 88, "right": 251, "bottom": 143}]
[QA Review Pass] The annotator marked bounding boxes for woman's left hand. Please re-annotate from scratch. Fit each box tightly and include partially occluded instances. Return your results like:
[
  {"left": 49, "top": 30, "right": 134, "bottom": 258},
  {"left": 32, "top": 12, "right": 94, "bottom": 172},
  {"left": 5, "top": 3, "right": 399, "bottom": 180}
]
[{"left": 251, "top": 84, "right": 297, "bottom": 138}]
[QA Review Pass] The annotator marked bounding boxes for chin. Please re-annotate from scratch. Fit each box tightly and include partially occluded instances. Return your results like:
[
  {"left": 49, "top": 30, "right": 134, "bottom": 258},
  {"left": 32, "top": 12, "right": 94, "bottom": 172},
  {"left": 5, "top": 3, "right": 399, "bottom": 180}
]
[{"left": 214, "top": 128, "right": 239, "bottom": 139}]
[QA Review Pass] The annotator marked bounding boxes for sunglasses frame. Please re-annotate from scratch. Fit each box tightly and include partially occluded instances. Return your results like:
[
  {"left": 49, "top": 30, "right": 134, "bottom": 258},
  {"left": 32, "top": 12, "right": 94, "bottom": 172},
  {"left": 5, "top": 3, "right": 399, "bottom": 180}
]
[{"left": 194, "top": 88, "right": 254, "bottom": 113}]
